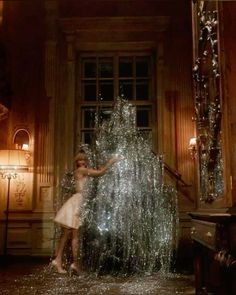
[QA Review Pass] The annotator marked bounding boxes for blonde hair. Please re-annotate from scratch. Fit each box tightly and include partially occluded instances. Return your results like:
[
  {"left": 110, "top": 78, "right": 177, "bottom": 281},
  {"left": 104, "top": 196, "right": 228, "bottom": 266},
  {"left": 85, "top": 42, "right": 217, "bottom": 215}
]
[{"left": 74, "top": 150, "right": 87, "bottom": 162}]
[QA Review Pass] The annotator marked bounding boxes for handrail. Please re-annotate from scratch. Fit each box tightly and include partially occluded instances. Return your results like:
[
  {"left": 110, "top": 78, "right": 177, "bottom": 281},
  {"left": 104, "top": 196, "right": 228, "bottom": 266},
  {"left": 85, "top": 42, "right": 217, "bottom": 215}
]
[
  {"left": 164, "top": 162, "right": 192, "bottom": 188},
  {"left": 164, "top": 162, "right": 194, "bottom": 203}
]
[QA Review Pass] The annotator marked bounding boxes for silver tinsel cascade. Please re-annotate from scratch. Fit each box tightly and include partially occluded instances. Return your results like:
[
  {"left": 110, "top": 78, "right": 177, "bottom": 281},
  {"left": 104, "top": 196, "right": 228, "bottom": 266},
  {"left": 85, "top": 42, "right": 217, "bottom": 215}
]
[{"left": 79, "top": 98, "right": 179, "bottom": 275}]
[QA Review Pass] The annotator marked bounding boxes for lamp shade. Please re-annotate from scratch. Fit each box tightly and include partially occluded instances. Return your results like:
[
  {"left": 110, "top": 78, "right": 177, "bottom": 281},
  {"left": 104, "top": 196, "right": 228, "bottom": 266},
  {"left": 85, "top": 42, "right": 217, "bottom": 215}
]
[
  {"left": 0, "top": 149, "right": 28, "bottom": 171},
  {"left": 189, "top": 137, "right": 197, "bottom": 147}
]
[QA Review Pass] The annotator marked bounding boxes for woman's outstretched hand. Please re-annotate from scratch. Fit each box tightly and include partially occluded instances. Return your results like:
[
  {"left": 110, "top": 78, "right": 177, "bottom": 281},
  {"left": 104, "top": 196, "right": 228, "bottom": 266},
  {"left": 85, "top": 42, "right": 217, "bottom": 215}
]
[{"left": 108, "top": 154, "right": 122, "bottom": 165}]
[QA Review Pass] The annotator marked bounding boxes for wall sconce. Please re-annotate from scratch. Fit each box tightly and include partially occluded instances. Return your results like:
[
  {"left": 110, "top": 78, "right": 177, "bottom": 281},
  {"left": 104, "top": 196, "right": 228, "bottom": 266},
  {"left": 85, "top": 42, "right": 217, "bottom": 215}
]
[
  {"left": 189, "top": 137, "right": 197, "bottom": 159},
  {"left": 13, "top": 129, "right": 31, "bottom": 164},
  {"left": 0, "top": 149, "right": 28, "bottom": 259},
  {"left": 22, "top": 144, "right": 29, "bottom": 150},
  {"left": 13, "top": 129, "right": 30, "bottom": 150}
]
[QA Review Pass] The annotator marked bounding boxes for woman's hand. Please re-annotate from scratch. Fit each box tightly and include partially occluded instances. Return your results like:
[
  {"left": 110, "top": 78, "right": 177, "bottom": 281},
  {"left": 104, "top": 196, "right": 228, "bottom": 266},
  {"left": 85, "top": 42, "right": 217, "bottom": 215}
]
[{"left": 108, "top": 154, "right": 122, "bottom": 164}]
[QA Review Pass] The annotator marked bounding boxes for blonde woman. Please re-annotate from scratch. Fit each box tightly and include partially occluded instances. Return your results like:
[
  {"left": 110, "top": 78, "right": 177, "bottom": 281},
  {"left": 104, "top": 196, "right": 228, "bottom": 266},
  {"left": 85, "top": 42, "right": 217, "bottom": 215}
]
[{"left": 51, "top": 151, "right": 119, "bottom": 274}]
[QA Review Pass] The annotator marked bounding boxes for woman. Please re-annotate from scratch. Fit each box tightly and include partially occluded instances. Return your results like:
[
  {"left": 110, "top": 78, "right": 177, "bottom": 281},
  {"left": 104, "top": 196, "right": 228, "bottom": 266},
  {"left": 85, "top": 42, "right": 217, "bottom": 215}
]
[{"left": 51, "top": 151, "right": 119, "bottom": 274}]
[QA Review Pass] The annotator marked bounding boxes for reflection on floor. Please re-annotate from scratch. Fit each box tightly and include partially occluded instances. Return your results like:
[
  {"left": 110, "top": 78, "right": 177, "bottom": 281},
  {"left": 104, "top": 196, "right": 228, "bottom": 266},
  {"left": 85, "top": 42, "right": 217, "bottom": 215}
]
[{"left": 0, "top": 257, "right": 195, "bottom": 295}]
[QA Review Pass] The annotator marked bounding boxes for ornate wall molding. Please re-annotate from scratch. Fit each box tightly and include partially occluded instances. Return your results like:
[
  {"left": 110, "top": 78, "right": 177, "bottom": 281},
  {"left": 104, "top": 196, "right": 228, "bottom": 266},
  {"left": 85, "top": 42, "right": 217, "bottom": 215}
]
[{"left": 192, "top": 1, "right": 224, "bottom": 203}]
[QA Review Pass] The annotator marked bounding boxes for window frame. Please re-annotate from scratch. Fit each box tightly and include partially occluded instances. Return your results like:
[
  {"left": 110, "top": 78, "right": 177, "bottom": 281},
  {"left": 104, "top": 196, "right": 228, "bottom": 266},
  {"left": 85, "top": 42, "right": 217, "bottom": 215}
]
[{"left": 76, "top": 51, "right": 156, "bottom": 148}]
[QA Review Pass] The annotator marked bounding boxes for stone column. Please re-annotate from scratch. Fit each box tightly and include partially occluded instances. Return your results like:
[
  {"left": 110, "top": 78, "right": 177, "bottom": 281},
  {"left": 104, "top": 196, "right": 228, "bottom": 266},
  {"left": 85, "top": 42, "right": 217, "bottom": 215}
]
[{"left": 63, "top": 33, "right": 76, "bottom": 171}]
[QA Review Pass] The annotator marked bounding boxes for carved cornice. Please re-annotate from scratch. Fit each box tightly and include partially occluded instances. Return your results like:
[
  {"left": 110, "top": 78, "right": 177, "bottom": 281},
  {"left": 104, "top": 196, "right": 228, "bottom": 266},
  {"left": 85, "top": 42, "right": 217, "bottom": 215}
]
[
  {"left": 59, "top": 16, "right": 170, "bottom": 34},
  {"left": 215, "top": 250, "right": 236, "bottom": 269},
  {"left": 0, "top": 103, "right": 8, "bottom": 121}
]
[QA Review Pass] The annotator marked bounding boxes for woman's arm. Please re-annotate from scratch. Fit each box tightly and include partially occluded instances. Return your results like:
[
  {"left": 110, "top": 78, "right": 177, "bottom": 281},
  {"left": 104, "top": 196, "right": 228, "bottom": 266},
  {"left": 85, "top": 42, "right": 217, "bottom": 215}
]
[{"left": 78, "top": 156, "right": 119, "bottom": 177}]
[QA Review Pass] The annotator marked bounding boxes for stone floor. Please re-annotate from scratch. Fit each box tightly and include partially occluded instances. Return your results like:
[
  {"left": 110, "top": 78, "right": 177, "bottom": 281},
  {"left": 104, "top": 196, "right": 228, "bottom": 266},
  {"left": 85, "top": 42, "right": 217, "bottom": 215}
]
[{"left": 0, "top": 257, "right": 195, "bottom": 295}]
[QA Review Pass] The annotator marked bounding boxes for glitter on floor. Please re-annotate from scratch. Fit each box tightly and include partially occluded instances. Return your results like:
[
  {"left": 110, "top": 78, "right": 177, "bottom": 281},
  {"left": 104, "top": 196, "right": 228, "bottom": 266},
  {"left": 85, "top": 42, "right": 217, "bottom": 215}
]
[{"left": 0, "top": 257, "right": 195, "bottom": 295}]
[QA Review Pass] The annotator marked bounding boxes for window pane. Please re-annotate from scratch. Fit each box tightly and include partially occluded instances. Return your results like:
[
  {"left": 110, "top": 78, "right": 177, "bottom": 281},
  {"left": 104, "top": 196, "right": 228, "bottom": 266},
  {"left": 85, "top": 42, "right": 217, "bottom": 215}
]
[
  {"left": 99, "top": 58, "right": 113, "bottom": 78},
  {"left": 100, "top": 81, "right": 114, "bottom": 101},
  {"left": 98, "top": 108, "right": 112, "bottom": 124},
  {"left": 119, "top": 79, "right": 133, "bottom": 100},
  {"left": 137, "top": 109, "right": 150, "bottom": 127},
  {"left": 83, "top": 59, "right": 96, "bottom": 78},
  {"left": 79, "top": 53, "right": 154, "bottom": 147},
  {"left": 136, "top": 79, "right": 149, "bottom": 100},
  {"left": 82, "top": 132, "right": 94, "bottom": 145},
  {"left": 83, "top": 81, "right": 96, "bottom": 101},
  {"left": 136, "top": 57, "right": 149, "bottom": 77},
  {"left": 119, "top": 57, "right": 133, "bottom": 77},
  {"left": 139, "top": 130, "right": 152, "bottom": 144},
  {"left": 99, "top": 108, "right": 112, "bottom": 122},
  {"left": 83, "top": 108, "right": 96, "bottom": 128}
]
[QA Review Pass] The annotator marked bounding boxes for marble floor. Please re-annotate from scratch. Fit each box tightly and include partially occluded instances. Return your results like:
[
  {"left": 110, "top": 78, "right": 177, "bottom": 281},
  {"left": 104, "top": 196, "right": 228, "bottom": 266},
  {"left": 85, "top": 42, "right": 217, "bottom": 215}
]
[{"left": 0, "top": 257, "right": 195, "bottom": 295}]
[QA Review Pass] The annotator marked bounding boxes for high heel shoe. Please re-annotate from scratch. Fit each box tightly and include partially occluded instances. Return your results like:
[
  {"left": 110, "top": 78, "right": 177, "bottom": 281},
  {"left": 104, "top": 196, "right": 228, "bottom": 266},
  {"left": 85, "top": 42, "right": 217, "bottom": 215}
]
[
  {"left": 69, "top": 263, "right": 79, "bottom": 276},
  {"left": 50, "top": 259, "right": 67, "bottom": 274}
]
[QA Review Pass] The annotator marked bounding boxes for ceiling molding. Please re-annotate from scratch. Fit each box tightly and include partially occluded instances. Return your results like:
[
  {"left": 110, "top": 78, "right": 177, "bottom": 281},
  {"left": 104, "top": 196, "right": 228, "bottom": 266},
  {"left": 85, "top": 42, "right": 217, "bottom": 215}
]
[{"left": 59, "top": 16, "right": 170, "bottom": 34}]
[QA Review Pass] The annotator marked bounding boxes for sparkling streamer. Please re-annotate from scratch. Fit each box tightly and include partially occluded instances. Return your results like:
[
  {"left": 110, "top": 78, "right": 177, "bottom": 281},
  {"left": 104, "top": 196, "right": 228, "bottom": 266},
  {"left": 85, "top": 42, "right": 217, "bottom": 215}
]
[{"left": 79, "top": 97, "right": 178, "bottom": 275}]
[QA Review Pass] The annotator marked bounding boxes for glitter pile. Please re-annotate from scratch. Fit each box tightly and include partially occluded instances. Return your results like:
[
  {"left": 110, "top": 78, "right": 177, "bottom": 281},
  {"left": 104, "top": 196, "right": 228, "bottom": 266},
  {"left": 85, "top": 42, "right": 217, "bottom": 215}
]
[{"left": 73, "top": 97, "right": 179, "bottom": 275}]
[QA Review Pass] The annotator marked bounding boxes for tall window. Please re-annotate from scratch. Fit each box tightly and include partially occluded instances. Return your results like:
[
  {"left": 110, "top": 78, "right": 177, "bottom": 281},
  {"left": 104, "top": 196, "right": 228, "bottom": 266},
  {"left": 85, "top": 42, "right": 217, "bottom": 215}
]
[{"left": 76, "top": 52, "right": 156, "bottom": 147}]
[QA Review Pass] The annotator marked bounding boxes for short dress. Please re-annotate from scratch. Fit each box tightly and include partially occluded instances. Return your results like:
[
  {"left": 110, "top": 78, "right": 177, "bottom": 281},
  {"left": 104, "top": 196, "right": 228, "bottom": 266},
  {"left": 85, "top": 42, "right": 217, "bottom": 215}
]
[{"left": 54, "top": 177, "right": 87, "bottom": 229}]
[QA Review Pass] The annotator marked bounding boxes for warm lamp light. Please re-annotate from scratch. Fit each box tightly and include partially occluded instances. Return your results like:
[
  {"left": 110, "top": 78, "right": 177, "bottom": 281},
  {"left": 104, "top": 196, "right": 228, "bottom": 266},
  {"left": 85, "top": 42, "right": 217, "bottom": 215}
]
[
  {"left": 189, "top": 137, "right": 197, "bottom": 159},
  {"left": 0, "top": 149, "right": 28, "bottom": 171},
  {"left": 22, "top": 144, "right": 29, "bottom": 150},
  {"left": 0, "top": 149, "right": 29, "bottom": 258}
]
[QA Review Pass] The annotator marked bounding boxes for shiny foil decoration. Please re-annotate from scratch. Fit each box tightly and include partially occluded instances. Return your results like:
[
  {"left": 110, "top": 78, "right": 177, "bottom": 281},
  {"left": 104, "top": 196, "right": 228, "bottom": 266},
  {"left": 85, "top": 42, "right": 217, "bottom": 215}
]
[{"left": 77, "top": 98, "right": 179, "bottom": 275}]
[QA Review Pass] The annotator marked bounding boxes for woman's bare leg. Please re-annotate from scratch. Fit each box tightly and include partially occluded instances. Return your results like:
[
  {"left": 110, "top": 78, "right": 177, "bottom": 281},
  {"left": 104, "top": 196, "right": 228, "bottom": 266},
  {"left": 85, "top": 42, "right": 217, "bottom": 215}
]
[
  {"left": 70, "top": 229, "right": 79, "bottom": 273},
  {"left": 53, "top": 228, "right": 71, "bottom": 273}
]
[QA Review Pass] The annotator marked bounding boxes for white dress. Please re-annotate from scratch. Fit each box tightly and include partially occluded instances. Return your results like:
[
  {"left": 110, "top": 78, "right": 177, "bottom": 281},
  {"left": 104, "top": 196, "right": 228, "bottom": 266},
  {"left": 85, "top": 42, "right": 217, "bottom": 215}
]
[{"left": 54, "top": 177, "right": 87, "bottom": 229}]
